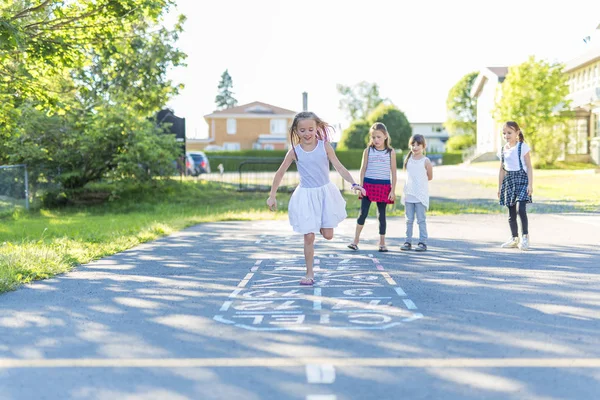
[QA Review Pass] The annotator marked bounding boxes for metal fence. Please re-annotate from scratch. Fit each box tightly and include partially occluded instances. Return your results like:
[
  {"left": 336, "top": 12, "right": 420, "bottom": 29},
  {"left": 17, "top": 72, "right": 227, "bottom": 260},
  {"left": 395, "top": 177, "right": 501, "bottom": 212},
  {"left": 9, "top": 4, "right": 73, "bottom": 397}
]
[
  {"left": 0, "top": 164, "right": 29, "bottom": 212},
  {"left": 195, "top": 159, "right": 348, "bottom": 192}
]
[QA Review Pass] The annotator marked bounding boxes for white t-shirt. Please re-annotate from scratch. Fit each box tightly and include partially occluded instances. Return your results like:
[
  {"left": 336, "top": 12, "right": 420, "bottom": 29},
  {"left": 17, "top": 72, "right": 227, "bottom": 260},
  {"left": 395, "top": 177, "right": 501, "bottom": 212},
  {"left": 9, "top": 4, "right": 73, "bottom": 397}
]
[{"left": 499, "top": 142, "right": 530, "bottom": 172}]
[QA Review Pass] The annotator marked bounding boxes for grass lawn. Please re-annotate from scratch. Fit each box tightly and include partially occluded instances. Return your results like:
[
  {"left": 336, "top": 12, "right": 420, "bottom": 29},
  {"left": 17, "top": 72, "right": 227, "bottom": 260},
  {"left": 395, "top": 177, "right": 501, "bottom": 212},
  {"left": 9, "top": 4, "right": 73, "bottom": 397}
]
[{"left": 2, "top": 170, "right": 597, "bottom": 294}]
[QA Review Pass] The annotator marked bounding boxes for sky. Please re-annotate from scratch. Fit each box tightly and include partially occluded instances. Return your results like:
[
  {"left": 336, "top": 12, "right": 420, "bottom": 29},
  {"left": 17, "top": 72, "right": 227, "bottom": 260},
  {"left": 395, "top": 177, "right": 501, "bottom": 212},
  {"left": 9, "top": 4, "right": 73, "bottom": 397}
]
[{"left": 163, "top": 0, "right": 600, "bottom": 139}]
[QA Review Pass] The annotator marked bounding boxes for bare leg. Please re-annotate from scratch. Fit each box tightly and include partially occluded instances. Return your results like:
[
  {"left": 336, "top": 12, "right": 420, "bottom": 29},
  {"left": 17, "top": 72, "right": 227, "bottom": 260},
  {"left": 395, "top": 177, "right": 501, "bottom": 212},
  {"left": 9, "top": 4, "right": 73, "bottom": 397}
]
[
  {"left": 379, "top": 234, "right": 386, "bottom": 247},
  {"left": 320, "top": 227, "right": 334, "bottom": 240},
  {"left": 304, "top": 233, "right": 315, "bottom": 279},
  {"left": 352, "top": 224, "right": 364, "bottom": 245}
]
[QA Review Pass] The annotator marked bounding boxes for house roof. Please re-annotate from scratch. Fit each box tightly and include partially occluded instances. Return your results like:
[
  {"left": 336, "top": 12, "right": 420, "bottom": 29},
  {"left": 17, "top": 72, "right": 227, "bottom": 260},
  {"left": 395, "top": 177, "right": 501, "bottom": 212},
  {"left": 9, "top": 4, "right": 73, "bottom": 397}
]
[
  {"left": 470, "top": 66, "right": 509, "bottom": 98},
  {"left": 204, "top": 101, "right": 297, "bottom": 119},
  {"left": 564, "top": 45, "right": 600, "bottom": 73}
]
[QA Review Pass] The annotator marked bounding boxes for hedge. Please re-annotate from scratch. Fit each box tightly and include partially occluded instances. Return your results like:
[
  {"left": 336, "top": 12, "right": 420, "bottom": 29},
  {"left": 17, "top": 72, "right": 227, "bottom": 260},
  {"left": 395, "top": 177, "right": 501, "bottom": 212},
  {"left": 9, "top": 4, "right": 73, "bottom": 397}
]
[{"left": 203, "top": 149, "right": 462, "bottom": 173}]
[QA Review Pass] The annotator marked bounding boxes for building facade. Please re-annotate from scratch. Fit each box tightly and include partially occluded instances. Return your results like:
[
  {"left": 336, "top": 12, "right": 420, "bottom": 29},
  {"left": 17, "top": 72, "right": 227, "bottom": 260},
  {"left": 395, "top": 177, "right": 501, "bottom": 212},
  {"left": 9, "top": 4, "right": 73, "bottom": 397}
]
[
  {"left": 187, "top": 101, "right": 296, "bottom": 151},
  {"left": 409, "top": 122, "right": 450, "bottom": 153}
]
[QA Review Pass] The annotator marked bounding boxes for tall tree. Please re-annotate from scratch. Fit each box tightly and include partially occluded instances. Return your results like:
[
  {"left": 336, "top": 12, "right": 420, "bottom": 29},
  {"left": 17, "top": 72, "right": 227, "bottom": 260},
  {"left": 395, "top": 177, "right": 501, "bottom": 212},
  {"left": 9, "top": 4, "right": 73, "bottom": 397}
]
[
  {"left": 445, "top": 71, "right": 478, "bottom": 138},
  {"left": 215, "top": 69, "right": 238, "bottom": 110},
  {"left": 337, "top": 120, "right": 371, "bottom": 150},
  {"left": 494, "top": 56, "right": 572, "bottom": 166},
  {"left": 0, "top": 0, "right": 186, "bottom": 186},
  {"left": 337, "top": 81, "right": 386, "bottom": 121}
]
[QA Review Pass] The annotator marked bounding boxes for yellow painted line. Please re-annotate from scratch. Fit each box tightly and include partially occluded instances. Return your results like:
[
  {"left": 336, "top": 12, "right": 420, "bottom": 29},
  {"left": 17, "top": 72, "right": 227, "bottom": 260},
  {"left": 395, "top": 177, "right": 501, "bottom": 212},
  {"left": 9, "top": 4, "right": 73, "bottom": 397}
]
[
  {"left": 1, "top": 358, "right": 600, "bottom": 369},
  {"left": 381, "top": 272, "right": 397, "bottom": 285}
]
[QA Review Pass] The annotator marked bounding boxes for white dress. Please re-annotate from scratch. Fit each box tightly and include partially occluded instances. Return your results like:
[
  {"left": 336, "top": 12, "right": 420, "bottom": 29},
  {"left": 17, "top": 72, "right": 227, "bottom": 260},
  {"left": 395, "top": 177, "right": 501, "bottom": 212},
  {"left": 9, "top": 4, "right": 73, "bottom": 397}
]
[{"left": 288, "top": 140, "right": 347, "bottom": 234}]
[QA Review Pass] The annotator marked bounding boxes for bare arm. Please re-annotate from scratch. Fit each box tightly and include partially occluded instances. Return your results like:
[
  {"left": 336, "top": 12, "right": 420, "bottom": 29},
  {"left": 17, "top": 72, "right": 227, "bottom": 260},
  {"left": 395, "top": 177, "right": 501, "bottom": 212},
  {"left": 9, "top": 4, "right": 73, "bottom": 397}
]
[
  {"left": 325, "top": 142, "right": 357, "bottom": 184},
  {"left": 389, "top": 149, "right": 398, "bottom": 201},
  {"left": 359, "top": 148, "right": 368, "bottom": 185},
  {"left": 425, "top": 157, "right": 433, "bottom": 181},
  {"left": 498, "top": 162, "right": 505, "bottom": 199},
  {"left": 524, "top": 152, "right": 533, "bottom": 196},
  {"left": 267, "top": 149, "right": 296, "bottom": 210}
]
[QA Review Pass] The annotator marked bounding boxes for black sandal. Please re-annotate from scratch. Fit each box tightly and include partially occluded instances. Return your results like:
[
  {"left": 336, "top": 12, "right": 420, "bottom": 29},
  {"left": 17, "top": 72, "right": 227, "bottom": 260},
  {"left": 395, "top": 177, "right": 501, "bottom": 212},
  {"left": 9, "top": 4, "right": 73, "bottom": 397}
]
[
  {"left": 379, "top": 245, "right": 388, "bottom": 252},
  {"left": 347, "top": 243, "right": 358, "bottom": 251}
]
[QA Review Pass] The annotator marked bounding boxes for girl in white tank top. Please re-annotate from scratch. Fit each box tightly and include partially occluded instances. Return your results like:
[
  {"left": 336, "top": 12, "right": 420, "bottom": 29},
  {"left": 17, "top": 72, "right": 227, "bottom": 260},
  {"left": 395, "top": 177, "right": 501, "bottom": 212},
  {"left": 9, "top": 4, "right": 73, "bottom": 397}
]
[{"left": 401, "top": 134, "right": 433, "bottom": 252}]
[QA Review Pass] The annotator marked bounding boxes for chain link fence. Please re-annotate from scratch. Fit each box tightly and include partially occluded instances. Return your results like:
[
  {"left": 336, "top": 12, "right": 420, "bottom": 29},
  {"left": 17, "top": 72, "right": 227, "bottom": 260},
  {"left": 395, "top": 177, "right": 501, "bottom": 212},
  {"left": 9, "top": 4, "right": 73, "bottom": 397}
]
[{"left": 0, "top": 164, "right": 29, "bottom": 213}]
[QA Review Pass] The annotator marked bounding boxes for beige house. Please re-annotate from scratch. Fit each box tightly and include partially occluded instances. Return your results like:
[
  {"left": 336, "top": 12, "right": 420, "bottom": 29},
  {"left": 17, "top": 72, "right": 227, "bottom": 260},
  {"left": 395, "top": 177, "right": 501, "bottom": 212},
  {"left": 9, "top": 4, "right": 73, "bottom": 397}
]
[
  {"left": 564, "top": 45, "right": 600, "bottom": 164},
  {"left": 187, "top": 101, "right": 297, "bottom": 151}
]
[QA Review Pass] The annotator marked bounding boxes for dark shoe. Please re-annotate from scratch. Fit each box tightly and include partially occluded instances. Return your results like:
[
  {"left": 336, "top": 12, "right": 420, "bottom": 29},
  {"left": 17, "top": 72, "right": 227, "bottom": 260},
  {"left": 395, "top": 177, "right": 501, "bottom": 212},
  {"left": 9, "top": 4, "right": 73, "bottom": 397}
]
[
  {"left": 347, "top": 243, "right": 359, "bottom": 251},
  {"left": 415, "top": 242, "right": 427, "bottom": 252},
  {"left": 378, "top": 245, "right": 388, "bottom": 252},
  {"left": 400, "top": 242, "right": 411, "bottom": 251}
]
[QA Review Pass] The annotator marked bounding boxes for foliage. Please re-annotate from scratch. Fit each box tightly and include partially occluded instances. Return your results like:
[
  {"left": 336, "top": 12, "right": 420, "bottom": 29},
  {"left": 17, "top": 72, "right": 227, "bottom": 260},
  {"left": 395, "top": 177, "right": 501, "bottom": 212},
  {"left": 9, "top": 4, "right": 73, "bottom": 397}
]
[
  {"left": 215, "top": 69, "right": 238, "bottom": 110},
  {"left": 446, "top": 133, "right": 475, "bottom": 151},
  {"left": 337, "top": 120, "right": 371, "bottom": 150},
  {"left": 0, "top": 0, "right": 187, "bottom": 188},
  {"left": 446, "top": 71, "right": 478, "bottom": 139},
  {"left": 366, "top": 104, "right": 412, "bottom": 150},
  {"left": 494, "top": 56, "right": 572, "bottom": 166},
  {"left": 337, "top": 81, "right": 387, "bottom": 121}
]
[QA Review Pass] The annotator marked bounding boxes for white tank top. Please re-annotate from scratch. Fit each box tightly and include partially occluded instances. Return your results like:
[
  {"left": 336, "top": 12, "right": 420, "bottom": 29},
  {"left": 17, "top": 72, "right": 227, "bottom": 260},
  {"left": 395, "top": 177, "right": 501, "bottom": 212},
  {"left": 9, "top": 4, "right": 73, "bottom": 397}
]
[
  {"left": 295, "top": 140, "right": 330, "bottom": 188},
  {"left": 365, "top": 147, "right": 391, "bottom": 180},
  {"left": 402, "top": 157, "right": 429, "bottom": 209}
]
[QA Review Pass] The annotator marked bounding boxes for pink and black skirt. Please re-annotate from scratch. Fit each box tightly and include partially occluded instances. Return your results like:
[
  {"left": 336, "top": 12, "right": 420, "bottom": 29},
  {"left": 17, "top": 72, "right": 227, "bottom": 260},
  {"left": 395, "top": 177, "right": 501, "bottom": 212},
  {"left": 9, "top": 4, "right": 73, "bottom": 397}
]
[{"left": 360, "top": 178, "right": 394, "bottom": 204}]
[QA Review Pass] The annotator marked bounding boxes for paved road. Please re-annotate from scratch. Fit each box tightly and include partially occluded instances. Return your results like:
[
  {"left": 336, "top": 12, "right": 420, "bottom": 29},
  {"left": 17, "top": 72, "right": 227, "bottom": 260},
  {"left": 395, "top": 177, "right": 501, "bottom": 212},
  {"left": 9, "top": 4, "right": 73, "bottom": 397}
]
[{"left": 1, "top": 213, "right": 599, "bottom": 400}]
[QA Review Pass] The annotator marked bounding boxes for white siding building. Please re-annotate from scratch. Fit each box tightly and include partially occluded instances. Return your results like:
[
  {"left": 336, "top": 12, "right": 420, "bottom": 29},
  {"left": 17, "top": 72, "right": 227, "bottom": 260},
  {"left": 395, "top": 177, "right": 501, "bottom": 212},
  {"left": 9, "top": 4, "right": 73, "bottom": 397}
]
[
  {"left": 409, "top": 122, "right": 449, "bottom": 153},
  {"left": 470, "top": 67, "right": 508, "bottom": 161}
]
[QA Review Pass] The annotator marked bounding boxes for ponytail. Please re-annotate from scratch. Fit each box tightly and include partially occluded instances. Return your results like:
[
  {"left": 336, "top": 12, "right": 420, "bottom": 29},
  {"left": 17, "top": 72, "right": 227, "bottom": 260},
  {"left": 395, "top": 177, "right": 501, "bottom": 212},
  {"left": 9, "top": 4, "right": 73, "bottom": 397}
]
[{"left": 403, "top": 151, "right": 412, "bottom": 169}]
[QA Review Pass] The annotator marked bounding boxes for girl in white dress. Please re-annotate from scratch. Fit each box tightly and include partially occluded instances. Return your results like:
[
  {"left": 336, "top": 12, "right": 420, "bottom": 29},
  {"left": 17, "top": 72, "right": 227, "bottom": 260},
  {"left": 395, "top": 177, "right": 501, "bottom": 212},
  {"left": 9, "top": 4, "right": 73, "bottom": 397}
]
[{"left": 267, "top": 111, "right": 365, "bottom": 285}]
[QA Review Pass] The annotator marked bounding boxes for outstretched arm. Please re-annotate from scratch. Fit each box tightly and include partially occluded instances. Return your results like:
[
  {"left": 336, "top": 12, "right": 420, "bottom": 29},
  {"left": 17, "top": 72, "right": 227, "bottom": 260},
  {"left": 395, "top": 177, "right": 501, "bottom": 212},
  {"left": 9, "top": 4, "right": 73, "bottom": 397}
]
[
  {"left": 325, "top": 142, "right": 365, "bottom": 195},
  {"left": 267, "top": 149, "right": 296, "bottom": 210}
]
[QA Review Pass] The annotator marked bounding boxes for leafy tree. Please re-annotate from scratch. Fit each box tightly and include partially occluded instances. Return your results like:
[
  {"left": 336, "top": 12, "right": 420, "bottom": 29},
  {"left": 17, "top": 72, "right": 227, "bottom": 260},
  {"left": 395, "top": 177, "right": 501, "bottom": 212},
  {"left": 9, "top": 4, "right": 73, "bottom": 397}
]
[
  {"left": 446, "top": 134, "right": 475, "bottom": 151},
  {"left": 494, "top": 56, "right": 572, "bottom": 166},
  {"left": 366, "top": 104, "right": 412, "bottom": 150},
  {"left": 337, "top": 81, "right": 386, "bottom": 121},
  {"left": 215, "top": 69, "right": 238, "bottom": 110},
  {"left": 337, "top": 120, "right": 371, "bottom": 150},
  {"left": 446, "top": 71, "right": 478, "bottom": 139},
  {"left": 1, "top": 1, "right": 186, "bottom": 188}
]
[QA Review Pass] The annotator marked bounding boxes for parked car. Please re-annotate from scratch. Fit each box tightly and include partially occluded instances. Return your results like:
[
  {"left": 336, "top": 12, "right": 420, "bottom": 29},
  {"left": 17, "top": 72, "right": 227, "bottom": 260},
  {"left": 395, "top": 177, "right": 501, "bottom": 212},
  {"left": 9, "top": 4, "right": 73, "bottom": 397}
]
[{"left": 186, "top": 151, "right": 211, "bottom": 175}]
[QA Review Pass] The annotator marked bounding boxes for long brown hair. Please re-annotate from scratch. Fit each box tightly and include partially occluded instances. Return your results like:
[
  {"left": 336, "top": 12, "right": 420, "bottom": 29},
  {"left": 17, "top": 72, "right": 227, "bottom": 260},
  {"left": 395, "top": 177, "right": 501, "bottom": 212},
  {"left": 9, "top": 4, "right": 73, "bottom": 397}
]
[
  {"left": 504, "top": 121, "right": 524, "bottom": 142},
  {"left": 289, "top": 111, "right": 334, "bottom": 160},
  {"left": 403, "top": 134, "right": 426, "bottom": 169},
  {"left": 367, "top": 122, "right": 392, "bottom": 153}
]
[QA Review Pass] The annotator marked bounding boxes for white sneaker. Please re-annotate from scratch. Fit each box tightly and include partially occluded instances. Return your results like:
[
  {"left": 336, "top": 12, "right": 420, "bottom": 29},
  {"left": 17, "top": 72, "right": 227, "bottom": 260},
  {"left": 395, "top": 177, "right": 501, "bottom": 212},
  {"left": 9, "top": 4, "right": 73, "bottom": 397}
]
[
  {"left": 501, "top": 237, "right": 519, "bottom": 248},
  {"left": 519, "top": 234, "right": 530, "bottom": 251}
]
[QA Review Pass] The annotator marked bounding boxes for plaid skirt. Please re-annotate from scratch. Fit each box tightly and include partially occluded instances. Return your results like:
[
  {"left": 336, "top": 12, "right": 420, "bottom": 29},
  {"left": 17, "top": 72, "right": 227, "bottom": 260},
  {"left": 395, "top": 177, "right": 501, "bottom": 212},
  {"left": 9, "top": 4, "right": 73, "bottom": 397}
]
[
  {"left": 360, "top": 179, "right": 394, "bottom": 204},
  {"left": 500, "top": 170, "right": 532, "bottom": 207}
]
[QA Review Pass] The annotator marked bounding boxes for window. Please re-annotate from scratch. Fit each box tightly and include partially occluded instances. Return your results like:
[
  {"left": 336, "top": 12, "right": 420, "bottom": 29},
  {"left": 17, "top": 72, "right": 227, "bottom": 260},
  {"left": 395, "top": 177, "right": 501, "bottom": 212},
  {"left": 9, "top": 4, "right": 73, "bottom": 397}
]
[
  {"left": 227, "top": 118, "right": 237, "bottom": 134},
  {"left": 264, "top": 144, "right": 275, "bottom": 150},
  {"left": 223, "top": 142, "right": 240, "bottom": 151},
  {"left": 270, "top": 119, "right": 287, "bottom": 135}
]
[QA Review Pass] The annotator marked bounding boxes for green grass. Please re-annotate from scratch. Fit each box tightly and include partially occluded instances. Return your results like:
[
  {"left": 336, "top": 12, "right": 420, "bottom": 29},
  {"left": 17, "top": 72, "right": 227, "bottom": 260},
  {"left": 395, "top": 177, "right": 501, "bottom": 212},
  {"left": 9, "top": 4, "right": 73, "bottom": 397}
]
[
  {"left": 1, "top": 179, "right": 510, "bottom": 293},
  {"left": 470, "top": 173, "right": 600, "bottom": 204}
]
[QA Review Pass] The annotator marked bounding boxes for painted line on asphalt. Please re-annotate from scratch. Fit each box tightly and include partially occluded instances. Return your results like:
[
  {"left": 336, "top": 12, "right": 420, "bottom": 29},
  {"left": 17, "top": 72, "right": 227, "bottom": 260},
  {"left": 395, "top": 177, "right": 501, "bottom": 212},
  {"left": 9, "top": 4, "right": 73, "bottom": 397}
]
[
  {"left": 306, "top": 364, "right": 336, "bottom": 383},
  {"left": 237, "top": 272, "right": 254, "bottom": 288},
  {"left": 3, "top": 358, "right": 600, "bottom": 368},
  {"left": 403, "top": 299, "right": 418, "bottom": 310},
  {"left": 313, "top": 288, "right": 322, "bottom": 310},
  {"left": 394, "top": 287, "right": 407, "bottom": 297}
]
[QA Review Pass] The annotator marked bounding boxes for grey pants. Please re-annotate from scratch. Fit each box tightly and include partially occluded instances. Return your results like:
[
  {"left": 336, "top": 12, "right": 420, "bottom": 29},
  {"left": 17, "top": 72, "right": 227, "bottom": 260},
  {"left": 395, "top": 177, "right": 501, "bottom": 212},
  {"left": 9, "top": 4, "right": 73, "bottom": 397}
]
[{"left": 405, "top": 202, "right": 428, "bottom": 244}]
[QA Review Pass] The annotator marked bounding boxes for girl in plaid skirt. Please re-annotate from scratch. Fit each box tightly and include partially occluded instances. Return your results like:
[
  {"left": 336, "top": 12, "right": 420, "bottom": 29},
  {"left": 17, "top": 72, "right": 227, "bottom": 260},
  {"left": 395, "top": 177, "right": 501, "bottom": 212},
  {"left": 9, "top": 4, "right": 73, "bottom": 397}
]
[
  {"left": 498, "top": 121, "right": 533, "bottom": 250},
  {"left": 348, "top": 122, "right": 398, "bottom": 252}
]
